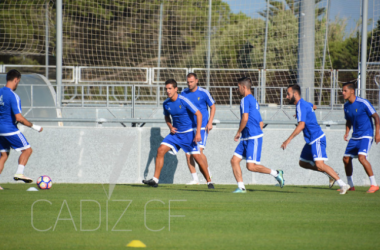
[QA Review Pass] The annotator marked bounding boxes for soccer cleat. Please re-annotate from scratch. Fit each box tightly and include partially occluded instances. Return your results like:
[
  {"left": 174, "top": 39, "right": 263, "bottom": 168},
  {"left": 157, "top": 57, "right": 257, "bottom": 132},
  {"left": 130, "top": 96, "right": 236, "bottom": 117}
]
[
  {"left": 328, "top": 175, "right": 336, "bottom": 189},
  {"left": 142, "top": 179, "right": 158, "bottom": 188},
  {"left": 275, "top": 170, "right": 285, "bottom": 188},
  {"left": 339, "top": 184, "right": 351, "bottom": 195},
  {"left": 232, "top": 188, "right": 246, "bottom": 193},
  {"left": 13, "top": 174, "right": 33, "bottom": 183},
  {"left": 207, "top": 183, "right": 215, "bottom": 189},
  {"left": 337, "top": 186, "right": 355, "bottom": 192},
  {"left": 366, "top": 185, "right": 379, "bottom": 193},
  {"left": 186, "top": 180, "right": 200, "bottom": 185}
]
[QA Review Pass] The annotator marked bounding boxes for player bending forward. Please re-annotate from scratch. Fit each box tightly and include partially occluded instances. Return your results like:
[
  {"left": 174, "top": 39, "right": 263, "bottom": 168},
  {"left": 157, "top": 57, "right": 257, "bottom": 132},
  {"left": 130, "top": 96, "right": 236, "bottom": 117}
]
[
  {"left": 230, "top": 77, "right": 284, "bottom": 193},
  {"left": 0, "top": 70, "right": 43, "bottom": 190},
  {"left": 143, "top": 79, "right": 214, "bottom": 189},
  {"left": 281, "top": 84, "right": 350, "bottom": 194},
  {"left": 341, "top": 81, "right": 380, "bottom": 193}
]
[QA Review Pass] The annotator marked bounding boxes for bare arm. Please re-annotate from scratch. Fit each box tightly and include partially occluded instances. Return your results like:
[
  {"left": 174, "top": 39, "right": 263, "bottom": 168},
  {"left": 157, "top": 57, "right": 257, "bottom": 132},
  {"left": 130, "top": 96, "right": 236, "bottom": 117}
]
[
  {"left": 281, "top": 122, "right": 305, "bottom": 150},
  {"left": 193, "top": 110, "right": 203, "bottom": 142},
  {"left": 344, "top": 120, "right": 352, "bottom": 141},
  {"left": 205, "top": 104, "right": 216, "bottom": 133},
  {"left": 313, "top": 104, "right": 317, "bottom": 110},
  {"left": 372, "top": 113, "right": 380, "bottom": 144},
  {"left": 234, "top": 113, "right": 248, "bottom": 142},
  {"left": 165, "top": 115, "right": 177, "bottom": 134},
  {"left": 260, "top": 121, "right": 264, "bottom": 130},
  {"left": 15, "top": 113, "right": 43, "bottom": 132}
]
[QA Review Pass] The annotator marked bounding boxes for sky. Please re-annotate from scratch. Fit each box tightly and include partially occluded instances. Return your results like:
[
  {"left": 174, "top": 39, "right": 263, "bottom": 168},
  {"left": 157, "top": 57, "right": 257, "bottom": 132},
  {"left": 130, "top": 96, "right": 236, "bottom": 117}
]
[{"left": 222, "top": 0, "right": 378, "bottom": 39}]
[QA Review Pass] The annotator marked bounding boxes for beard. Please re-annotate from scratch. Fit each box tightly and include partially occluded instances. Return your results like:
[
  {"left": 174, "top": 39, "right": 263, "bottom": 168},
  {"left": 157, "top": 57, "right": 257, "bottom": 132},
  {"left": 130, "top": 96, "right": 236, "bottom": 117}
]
[{"left": 288, "top": 96, "right": 296, "bottom": 105}]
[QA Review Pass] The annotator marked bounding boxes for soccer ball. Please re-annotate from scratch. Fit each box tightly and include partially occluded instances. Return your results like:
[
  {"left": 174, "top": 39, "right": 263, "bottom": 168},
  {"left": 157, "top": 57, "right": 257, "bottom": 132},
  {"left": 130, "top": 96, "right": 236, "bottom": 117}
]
[{"left": 36, "top": 175, "right": 52, "bottom": 190}]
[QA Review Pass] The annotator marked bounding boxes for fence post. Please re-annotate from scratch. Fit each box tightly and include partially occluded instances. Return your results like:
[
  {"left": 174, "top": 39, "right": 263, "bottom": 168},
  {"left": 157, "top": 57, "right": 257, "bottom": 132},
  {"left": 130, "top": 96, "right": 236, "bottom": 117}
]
[
  {"left": 106, "top": 86, "right": 109, "bottom": 107},
  {"left": 81, "top": 86, "right": 84, "bottom": 107},
  {"left": 229, "top": 87, "right": 232, "bottom": 108},
  {"left": 260, "top": 69, "right": 266, "bottom": 104},
  {"left": 132, "top": 85, "right": 135, "bottom": 118},
  {"left": 280, "top": 87, "right": 283, "bottom": 109}
]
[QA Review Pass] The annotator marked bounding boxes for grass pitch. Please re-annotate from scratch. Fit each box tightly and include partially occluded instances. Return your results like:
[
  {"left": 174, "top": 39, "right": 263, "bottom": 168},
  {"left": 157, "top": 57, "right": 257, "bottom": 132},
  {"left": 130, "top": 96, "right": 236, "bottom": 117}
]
[{"left": 0, "top": 183, "right": 379, "bottom": 250}]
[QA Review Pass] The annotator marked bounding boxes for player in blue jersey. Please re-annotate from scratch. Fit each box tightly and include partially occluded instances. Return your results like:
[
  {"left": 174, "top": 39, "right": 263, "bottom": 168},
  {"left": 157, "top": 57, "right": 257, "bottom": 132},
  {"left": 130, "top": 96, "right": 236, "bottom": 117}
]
[
  {"left": 341, "top": 81, "right": 380, "bottom": 193},
  {"left": 181, "top": 73, "right": 216, "bottom": 185},
  {"left": 281, "top": 84, "right": 350, "bottom": 194},
  {"left": 0, "top": 70, "right": 43, "bottom": 190},
  {"left": 143, "top": 79, "right": 214, "bottom": 189},
  {"left": 230, "top": 77, "right": 285, "bottom": 193}
]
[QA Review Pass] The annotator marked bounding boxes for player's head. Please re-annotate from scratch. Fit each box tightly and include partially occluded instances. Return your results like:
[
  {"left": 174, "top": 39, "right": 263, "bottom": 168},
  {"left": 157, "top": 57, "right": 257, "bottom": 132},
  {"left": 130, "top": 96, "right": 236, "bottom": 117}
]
[
  {"left": 237, "top": 77, "right": 252, "bottom": 97},
  {"left": 187, "top": 73, "right": 199, "bottom": 90},
  {"left": 286, "top": 84, "right": 301, "bottom": 105},
  {"left": 342, "top": 80, "right": 356, "bottom": 101},
  {"left": 165, "top": 79, "right": 178, "bottom": 99},
  {"left": 6, "top": 69, "right": 21, "bottom": 90}
]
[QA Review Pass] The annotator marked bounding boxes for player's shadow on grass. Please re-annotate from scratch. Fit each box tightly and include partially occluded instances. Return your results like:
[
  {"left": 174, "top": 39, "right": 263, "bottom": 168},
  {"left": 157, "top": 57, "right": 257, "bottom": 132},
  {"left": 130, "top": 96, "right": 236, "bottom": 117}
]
[{"left": 144, "top": 128, "right": 178, "bottom": 184}]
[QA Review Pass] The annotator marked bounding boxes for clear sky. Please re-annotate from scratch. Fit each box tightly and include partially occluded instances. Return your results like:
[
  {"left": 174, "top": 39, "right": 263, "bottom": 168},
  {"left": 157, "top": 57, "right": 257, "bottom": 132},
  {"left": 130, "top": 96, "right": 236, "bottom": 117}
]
[{"left": 223, "top": 0, "right": 378, "bottom": 39}]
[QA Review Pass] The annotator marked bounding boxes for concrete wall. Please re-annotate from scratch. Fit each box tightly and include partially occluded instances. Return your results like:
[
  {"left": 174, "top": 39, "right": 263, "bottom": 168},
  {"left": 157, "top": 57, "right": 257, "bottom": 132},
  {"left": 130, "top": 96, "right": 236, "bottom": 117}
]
[{"left": 1, "top": 126, "right": 379, "bottom": 186}]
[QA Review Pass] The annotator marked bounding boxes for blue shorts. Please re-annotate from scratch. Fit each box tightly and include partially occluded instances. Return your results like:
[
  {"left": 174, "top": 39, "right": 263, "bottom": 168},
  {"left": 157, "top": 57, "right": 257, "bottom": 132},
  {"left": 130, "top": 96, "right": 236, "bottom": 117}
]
[
  {"left": 344, "top": 138, "right": 373, "bottom": 158},
  {"left": 300, "top": 135, "right": 328, "bottom": 165},
  {"left": 234, "top": 137, "right": 263, "bottom": 164},
  {"left": 195, "top": 129, "right": 208, "bottom": 149},
  {"left": 161, "top": 132, "right": 200, "bottom": 155},
  {"left": 0, "top": 132, "right": 30, "bottom": 152}
]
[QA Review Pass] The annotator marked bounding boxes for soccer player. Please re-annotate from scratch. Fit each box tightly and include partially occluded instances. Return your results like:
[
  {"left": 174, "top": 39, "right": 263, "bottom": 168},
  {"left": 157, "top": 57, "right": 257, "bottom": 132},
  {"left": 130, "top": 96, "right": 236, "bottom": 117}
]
[
  {"left": 230, "top": 77, "right": 284, "bottom": 193},
  {"left": 341, "top": 81, "right": 380, "bottom": 193},
  {"left": 181, "top": 73, "right": 215, "bottom": 185},
  {"left": 143, "top": 79, "right": 214, "bottom": 189},
  {"left": 281, "top": 84, "right": 350, "bottom": 194},
  {"left": 0, "top": 69, "right": 43, "bottom": 190}
]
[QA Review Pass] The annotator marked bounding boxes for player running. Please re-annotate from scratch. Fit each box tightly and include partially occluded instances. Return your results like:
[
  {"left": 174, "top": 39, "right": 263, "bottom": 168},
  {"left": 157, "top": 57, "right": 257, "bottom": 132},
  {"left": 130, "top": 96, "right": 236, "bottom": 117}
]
[
  {"left": 341, "top": 81, "right": 380, "bottom": 193},
  {"left": 181, "top": 73, "right": 215, "bottom": 185},
  {"left": 143, "top": 79, "right": 214, "bottom": 189},
  {"left": 281, "top": 84, "right": 350, "bottom": 194},
  {"left": 231, "top": 77, "right": 284, "bottom": 193},
  {"left": 0, "top": 70, "right": 43, "bottom": 190}
]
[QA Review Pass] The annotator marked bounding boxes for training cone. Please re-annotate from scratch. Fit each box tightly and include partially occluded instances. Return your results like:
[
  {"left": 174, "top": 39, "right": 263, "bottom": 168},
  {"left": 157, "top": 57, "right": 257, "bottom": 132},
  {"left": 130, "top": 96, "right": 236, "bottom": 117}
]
[{"left": 126, "top": 240, "right": 146, "bottom": 248}]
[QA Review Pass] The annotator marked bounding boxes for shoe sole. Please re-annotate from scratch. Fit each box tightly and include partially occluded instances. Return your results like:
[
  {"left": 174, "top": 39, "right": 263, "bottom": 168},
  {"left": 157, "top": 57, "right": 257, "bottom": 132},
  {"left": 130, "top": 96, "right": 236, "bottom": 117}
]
[
  {"left": 367, "top": 189, "right": 379, "bottom": 193},
  {"left": 14, "top": 177, "right": 33, "bottom": 183}
]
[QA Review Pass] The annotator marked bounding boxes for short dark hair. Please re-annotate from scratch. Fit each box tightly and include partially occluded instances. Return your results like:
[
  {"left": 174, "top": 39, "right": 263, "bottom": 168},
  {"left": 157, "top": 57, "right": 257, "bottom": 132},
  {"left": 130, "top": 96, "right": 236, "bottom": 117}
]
[
  {"left": 342, "top": 80, "right": 356, "bottom": 90},
  {"left": 287, "top": 84, "right": 301, "bottom": 95},
  {"left": 165, "top": 79, "right": 177, "bottom": 88},
  {"left": 238, "top": 77, "right": 252, "bottom": 88},
  {"left": 187, "top": 73, "right": 198, "bottom": 79},
  {"left": 6, "top": 69, "right": 21, "bottom": 82}
]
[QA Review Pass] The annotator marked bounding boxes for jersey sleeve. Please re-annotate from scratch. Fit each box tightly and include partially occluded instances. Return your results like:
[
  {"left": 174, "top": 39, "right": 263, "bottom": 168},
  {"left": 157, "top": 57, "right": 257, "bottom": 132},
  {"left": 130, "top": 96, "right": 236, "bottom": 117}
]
[
  {"left": 240, "top": 97, "right": 250, "bottom": 114},
  {"left": 180, "top": 96, "right": 198, "bottom": 114},
  {"left": 10, "top": 93, "right": 21, "bottom": 115},
  {"left": 363, "top": 100, "right": 376, "bottom": 116},
  {"left": 203, "top": 89, "right": 215, "bottom": 107},
  {"left": 163, "top": 103, "right": 170, "bottom": 116},
  {"left": 296, "top": 102, "right": 307, "bottom": 122}
]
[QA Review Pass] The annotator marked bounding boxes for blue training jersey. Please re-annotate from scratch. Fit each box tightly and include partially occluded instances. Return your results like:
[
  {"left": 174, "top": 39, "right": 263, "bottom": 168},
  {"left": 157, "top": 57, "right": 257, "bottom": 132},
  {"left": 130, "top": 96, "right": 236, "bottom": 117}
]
[
  {"left": 344, "top": 97, "right": 376, "bottom": 139},
  {"left": 0, "top": 87, "right": 22, "bottom": 135},
  {"left": 181, "top": 86, "right": 215, "bottom": 128},
  {"left": 163, "top": 94, "right": 199, "bottom": 133},
  {"left": 240, "top": 94, "right": 263, "bottom": 139},
  {"left": 296, "top": 98, "right": 324, "bottom": 144}
]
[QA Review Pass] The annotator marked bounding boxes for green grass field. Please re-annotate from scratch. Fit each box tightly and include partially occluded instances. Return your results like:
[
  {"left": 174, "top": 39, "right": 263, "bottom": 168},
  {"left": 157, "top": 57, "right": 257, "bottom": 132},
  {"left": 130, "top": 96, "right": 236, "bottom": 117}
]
[{"left": 1, "top": 183, "right": 379, "bottom": 250}]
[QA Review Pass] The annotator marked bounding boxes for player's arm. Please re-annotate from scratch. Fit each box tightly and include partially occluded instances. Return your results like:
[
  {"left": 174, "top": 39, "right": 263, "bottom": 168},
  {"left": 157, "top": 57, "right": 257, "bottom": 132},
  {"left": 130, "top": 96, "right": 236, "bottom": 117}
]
[
  {"left": 15, "top": 114, "right": 43, "bottom": 132},
  {"left": 372, "top": 113, "right": 380, "bottom": 144},
  {"left": 313, "top": 104, "right": 317, "bottom": 110},
  {"left": 193, "top": 110, "right": 203, "bottom": 142},
  {"left": 205, "top": 104, "right": 216, "bottom": 133},
  {"left": 235, "top": 113, "right": 248, "bottom": 142},
  {"left": 260, "top": 121, "right": 264, "bottom": 130},
  {"left": 165, "top": 115, "right": 177, "bottom": 134},
  {"left": 281, "top": 121, "right": 305, "bottom": 150},
  {"left": 344, "top": 120, "right": 352, "bottom": 141}
]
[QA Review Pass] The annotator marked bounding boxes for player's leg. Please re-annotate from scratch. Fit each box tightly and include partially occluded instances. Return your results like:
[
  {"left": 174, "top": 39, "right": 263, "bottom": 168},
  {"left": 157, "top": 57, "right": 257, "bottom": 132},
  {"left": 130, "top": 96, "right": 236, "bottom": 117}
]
[
  {"left": 311, "top": 138, "right": 349, "bottom": 194},
  {"left": 143, "top": 133, "right": 179, "bottom": 187},
  {"left": 192, "top": 153, "right": 212, "bottom": 187},
  {"left": 341, "top": 138, "right": 357, "bottom": 190},
  {"left": 186, "top": 153, "right": 199, "bottom": 185},
  {"left": 245, "top": 138, "right": 284, "bottom": 188},
  {"left": 357, "top": 139, "right": 378, "bottom": 193},
  {"left": 199, "top": 130, "right": 212, "bottom": 178},
  {"left": 0, "top": 151, "right": 9, "bottom": 191},
  {"left": 231, "top": 140, "right": 246, "bottom": 193},
  {"left": 300, "top": 141, "right": 335, "bottom": 188}
]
